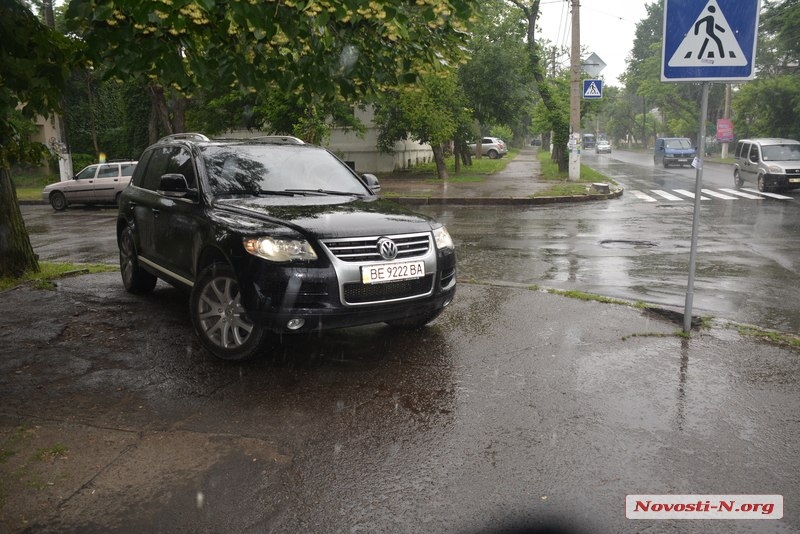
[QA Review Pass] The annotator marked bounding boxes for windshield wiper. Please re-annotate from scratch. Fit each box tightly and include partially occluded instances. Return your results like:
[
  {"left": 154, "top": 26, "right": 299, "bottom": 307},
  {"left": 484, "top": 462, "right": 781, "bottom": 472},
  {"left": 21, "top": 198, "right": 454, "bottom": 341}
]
[{"left": 283, "top": 188, "right": 362, "bottom": 196}]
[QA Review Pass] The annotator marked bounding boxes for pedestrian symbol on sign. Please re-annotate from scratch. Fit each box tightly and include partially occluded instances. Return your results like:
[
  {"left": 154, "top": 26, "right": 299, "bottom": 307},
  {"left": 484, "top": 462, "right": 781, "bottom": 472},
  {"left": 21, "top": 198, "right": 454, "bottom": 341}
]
[
  {"left": 582, "top": 79, "right": 603, "bottom": 99},
  {"left": 668, "top": 0, "right": 747, "bottom": 67}
]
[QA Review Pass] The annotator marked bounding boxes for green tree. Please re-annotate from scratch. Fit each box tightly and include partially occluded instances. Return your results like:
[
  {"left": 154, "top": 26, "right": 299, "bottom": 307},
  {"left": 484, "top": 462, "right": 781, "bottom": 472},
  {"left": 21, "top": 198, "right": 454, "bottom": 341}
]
[
  {"left": 759, "top": 0, "right": 800, "bottom": 73},
  {"left": 376, "top": 70, "right": 473, "bottom": 179},
  {"left": 506, "top": 0, "right": 570, "bottom": 171},
  {"left": 459, "top": 0, "right": 534, "bottom": 143},
  {"left": 66, "top": 0, "right": 479, "bottom": 142},
  {"left": 732, "top": 76, "right": 800, "bottom": 139},
  {"left": 0, "top": 0, "right": 73, "bottom": 277}
]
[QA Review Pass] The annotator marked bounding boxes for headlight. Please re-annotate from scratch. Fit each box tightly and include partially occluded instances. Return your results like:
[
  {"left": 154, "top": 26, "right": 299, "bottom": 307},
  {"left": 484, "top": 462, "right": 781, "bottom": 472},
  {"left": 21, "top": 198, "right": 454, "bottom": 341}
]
[
  {"left": 243, "top": 236, "right": 317, "bottom": 262},
  {"left": 767, "top": 165, "right": 784, "bottom": 174},
  {"left": 433, "top": 226, "right": 454, "bottom": 250}
]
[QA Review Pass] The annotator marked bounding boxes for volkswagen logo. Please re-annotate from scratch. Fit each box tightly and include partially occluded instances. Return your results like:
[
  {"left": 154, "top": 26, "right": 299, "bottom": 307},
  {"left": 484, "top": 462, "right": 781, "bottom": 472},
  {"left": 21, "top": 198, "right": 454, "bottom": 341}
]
[{"left": 377, "top": 237, "right": 398, "bottom": 260}]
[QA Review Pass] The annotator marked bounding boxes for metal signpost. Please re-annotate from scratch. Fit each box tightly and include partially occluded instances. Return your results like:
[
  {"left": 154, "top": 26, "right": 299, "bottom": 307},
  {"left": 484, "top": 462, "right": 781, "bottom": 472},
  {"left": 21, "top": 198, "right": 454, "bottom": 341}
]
[{"left": 661, "top": 0, "right": 760, "bottom": 332}]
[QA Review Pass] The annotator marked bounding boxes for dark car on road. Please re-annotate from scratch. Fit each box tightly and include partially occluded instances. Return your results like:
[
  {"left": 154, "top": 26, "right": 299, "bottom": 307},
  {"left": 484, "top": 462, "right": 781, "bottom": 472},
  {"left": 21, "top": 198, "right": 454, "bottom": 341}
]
[
  {"left": 653, "top": 137, "right": 696, "bottom": 168},
  {"left": 116, "top": 134, "right": 456, "bottom": 361}
]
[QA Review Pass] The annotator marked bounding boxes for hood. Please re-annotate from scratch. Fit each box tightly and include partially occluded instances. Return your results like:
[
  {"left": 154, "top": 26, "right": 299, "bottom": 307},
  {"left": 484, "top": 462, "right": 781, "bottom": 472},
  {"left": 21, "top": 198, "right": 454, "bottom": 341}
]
[{"left": 213, "top": 195, "right": 437, "bottom": 238}]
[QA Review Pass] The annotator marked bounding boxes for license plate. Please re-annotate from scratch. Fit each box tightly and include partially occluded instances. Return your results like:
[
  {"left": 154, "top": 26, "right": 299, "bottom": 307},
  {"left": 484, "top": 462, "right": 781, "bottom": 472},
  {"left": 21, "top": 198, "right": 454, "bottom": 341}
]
[
  {"left": 790, "top": 178, "right": 800, "bottom": 183},
  {"left": 361, "top": 261, "right": 425, "bottom": 284}
]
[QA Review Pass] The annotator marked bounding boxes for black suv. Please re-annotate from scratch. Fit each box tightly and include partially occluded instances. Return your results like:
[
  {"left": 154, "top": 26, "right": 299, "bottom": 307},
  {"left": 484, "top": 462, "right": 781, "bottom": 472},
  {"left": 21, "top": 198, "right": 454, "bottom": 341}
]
[{"left": 117, "top": 134, "right": 456, "bottom": 360}]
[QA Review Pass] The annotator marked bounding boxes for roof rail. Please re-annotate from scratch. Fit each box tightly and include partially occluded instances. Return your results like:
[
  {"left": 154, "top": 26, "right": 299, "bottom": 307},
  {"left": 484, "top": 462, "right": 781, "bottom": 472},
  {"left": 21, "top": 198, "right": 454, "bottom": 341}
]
[
  {"left": 157, "top": 133, "right": 211, "bottom": 143},
  {"left": 232, "top": 135, "right": 305, "bottom": 145}
]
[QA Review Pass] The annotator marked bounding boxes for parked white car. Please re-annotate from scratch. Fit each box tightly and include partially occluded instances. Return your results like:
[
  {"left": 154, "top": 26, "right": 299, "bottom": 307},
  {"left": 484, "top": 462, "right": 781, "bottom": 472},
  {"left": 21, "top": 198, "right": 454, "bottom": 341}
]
[
  {"left": 468, "top": 137, "right": 508, "bottom": 159},
  {"left": 42, "top": 161, "right": 137, "bottom": 210}
]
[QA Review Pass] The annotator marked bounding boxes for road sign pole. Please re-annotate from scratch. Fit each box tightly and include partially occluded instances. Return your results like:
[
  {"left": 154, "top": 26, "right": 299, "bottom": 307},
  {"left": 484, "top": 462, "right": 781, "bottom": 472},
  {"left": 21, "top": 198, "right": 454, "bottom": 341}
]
[{"left": 684, "top": 82, "right": 710, "bottom": 333}]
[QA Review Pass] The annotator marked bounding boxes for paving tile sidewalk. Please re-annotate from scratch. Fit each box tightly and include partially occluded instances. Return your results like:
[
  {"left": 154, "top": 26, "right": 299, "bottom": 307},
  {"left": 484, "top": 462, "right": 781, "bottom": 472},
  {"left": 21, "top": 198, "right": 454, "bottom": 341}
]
[{"left": 378, "top": 146, "right": 621, "bottom": 205}]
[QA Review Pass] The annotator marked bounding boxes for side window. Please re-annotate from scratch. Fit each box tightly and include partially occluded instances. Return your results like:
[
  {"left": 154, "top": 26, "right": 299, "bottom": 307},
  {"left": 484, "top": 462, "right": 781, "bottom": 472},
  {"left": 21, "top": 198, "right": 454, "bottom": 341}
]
[
  {"left": 748, "top": 144, "right": 759, "bottom": 162},
  {"left": 167, "top": 148, "right": 196, "bottom": 188},
  {"left": 75, "top": 165, "right": 98, "bottom": 180},
  {"left": 121, "top": 163, "right": 137, "bottom": 177},
  {"left": 141, "top": 147, "right": 174, "bottom": 191},
  {"left": 131, "top": 151, "right": 152, "bottom": 188},
  {"left": 97, "top": 164, "right": 119, "bottom": 178}
]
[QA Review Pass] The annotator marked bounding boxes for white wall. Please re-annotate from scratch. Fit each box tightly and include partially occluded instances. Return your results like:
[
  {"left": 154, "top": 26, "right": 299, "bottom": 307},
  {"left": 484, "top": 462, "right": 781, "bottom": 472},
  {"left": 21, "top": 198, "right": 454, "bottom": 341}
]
[{"left": 326, "top": 106, "right": 433, "bottom": 174}]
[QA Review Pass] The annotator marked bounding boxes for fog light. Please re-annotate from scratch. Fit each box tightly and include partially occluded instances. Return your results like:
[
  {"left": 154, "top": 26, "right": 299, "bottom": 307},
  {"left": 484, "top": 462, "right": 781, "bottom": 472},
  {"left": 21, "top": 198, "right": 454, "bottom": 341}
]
[
  {"left": 443, "top": 298, "right": 453, "bottom": 307},
  {"left": 286, "top": 318, "right": 305, "bottom": 330}
]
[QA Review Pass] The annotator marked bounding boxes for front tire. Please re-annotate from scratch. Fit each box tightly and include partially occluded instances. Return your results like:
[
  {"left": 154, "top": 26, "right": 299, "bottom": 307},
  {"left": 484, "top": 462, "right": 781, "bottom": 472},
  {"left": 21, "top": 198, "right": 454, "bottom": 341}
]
[
  {"left": 734, "top": 170, "right": 744, "bottom": 190},
  {"left": 757, "top": 174, "right": 768, "bottom": 192},
  {"left": 190, "top": 263, "right": 266, "bottom": 361},
  {"left": 50, "top": 191, "right": 67, "bottom": 211},
  {"left": 119, "top": 226, "right": 157, "bottom": 294}
]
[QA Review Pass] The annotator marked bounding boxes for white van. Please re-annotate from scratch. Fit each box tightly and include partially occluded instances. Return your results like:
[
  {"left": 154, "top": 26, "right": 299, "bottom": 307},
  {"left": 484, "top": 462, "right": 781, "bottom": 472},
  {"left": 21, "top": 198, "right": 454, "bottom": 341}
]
[{"left": 733, "top": 138, "right": 800, "bottom": 192}]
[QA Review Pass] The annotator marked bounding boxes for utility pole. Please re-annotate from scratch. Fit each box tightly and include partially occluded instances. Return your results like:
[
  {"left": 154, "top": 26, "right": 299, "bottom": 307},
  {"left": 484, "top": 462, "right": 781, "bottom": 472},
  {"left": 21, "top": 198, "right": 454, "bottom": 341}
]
[{"left": 568, "top": 0, "right": 581, "bottom": 181}]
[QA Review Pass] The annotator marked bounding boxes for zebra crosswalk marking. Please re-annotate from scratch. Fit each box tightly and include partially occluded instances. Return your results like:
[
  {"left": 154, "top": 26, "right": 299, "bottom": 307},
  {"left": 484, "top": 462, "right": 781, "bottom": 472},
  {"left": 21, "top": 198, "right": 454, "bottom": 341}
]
[
  {"left": 630, "top": 188, "right": 796, "bottom": 203},
  {"left": 741, "top": 188, "right": 794, "bottom": 200},
  {"left": 701, "top": 189, "right": 738, "bottom": 200},
  {"left": 651, "top": 190, "right": 683, "bottom": 201},
  {"left": 632, "top": 190, "right": 658, "bottom": 202},
  {"left": 673, "top": 189, "right": 710, "bottom": 200},
  {"left": 719, "top": 188, "right": 763, "bottom": 199}
]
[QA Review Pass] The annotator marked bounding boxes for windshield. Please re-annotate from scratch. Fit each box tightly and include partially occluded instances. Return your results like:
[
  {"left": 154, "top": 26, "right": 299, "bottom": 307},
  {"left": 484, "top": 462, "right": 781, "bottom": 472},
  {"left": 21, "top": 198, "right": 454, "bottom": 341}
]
[
  {"left": 761, "top": 144, "right": 800, "bottom": 162},
  {"left": 665, "top": 139, "right": 692, "bottom": 149},
  {"left": 200, "top": 145, "right": 369, "bottom": 197}
]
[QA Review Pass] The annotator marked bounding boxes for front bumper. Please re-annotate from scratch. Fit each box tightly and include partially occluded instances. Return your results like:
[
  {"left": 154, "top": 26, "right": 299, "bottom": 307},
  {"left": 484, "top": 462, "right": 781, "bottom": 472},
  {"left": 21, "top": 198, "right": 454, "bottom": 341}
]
[{"left": 237, "top": 251, "right": 457, "bottom": 333}]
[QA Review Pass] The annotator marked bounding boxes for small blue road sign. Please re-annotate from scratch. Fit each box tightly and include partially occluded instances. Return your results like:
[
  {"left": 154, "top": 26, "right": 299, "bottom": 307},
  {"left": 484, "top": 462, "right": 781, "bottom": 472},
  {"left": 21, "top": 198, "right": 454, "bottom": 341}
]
[
  {"left": 662, "top": 0, "right": 760, "bottom": 81},
  {"left": 583, "top": 79, "right": 603, "bottom": 99}
]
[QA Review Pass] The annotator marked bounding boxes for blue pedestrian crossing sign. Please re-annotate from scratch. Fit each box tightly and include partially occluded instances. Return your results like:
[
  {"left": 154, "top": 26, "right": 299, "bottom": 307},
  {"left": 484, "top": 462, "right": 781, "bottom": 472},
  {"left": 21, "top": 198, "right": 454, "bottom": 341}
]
[
  {"left": 662, "top": 0, "right": 760, "bottom": 81},
  {"left": 583, "top": 79, "right": 603, "bottom": 99}
]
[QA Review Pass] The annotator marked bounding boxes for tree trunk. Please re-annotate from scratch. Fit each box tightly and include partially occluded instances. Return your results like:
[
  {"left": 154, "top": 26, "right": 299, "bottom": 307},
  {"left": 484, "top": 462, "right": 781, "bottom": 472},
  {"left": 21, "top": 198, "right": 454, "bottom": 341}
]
[
  {"left": 432, "top": 144, "right": 449, "bottom": 180},
  {"left": 149, "top": 84, "right": 174, "bottom": 138},
  {"left": 0, "top": 167, "right": 39, "bottom": 278},
  {"left": 511, "top": 0, "right": 569, "bottom": 171}
]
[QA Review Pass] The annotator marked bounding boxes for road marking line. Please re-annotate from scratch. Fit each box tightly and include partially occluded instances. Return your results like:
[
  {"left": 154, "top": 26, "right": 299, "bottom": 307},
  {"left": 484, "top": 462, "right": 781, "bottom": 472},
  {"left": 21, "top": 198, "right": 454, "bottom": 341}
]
[
  {"left": 631, "top": 190, "right": 658, "bottom": 202},
  {"left": 651, "top": 190, "right": 684, "bottom": 201},
  {"left": 701, "top": 189, "right": 738, "bottom": 200},
  {"left": 719, "top": 188, "right": 763, "bottom": 199},
  {"left": 741, "top": 188, "right": 794, "bottom": 200},
  {"left": 673, "top": 189, "right": 710, "bottom": 200}
]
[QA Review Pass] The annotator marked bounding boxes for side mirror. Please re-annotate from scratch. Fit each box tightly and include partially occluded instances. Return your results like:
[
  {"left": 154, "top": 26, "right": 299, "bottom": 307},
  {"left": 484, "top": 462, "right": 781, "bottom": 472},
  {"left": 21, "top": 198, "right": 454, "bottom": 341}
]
[
  {"left": 361, "top": 173, "right": 381, "bottom": 195},
  {"left": 158, "top": 173, "right": 197, "bottom": 198}
]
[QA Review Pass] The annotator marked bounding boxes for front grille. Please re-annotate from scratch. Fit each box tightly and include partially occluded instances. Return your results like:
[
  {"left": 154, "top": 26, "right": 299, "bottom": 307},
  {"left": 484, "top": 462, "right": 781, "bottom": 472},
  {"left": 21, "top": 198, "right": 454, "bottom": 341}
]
[
  {"left": 343, "top": 275, "right": 434, "bottom": 304},
  {"left": 321, "top": 233, "right": 431, "bottom": 262}
]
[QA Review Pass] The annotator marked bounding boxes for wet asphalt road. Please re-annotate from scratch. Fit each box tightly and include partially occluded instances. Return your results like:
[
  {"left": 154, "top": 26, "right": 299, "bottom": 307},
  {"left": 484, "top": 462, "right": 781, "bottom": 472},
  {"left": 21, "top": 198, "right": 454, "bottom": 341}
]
[
  {"left": 5, "top": 173, "right": 800, "bottom": 532},
  {"left": 2, "top": 272, "right": 798, "bottom": 533}
]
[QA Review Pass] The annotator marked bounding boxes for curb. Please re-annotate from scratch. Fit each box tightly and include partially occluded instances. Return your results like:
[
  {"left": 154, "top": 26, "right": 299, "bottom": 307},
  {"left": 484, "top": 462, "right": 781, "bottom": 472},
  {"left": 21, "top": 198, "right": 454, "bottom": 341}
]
[
  {"left": 386, "top": 188, "right": 624, "bottom": 206},
  {"left": 19, "top": 189, "right": 624, "bottom": 207}
]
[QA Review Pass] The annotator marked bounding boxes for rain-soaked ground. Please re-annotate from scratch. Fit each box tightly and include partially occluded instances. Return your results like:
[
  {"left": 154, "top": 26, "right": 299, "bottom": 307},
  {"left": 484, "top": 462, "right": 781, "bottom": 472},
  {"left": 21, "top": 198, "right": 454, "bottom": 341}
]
[
  {"left": 1, "top": 272, "right": 798, "bottom": 533},
  {"left": 6, "top": 164, "right": 800, "bottom": 531}
]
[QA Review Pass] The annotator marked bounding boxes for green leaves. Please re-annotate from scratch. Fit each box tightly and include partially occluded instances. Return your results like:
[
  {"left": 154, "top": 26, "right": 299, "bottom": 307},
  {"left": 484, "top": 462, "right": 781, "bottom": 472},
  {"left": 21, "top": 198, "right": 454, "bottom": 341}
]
[{"left": 65, "top": 0, "right": 480, "bottom": 115}]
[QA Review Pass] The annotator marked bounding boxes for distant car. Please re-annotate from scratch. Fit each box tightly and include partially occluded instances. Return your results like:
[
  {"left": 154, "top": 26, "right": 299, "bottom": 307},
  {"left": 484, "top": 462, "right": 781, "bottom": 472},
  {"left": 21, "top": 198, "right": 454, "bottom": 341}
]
[
  {"left": 595, "top": 140, "right": 612, "bottom": 154},
  {"left": 653, "top": 137, "right": 696, "bottom": 168},
  {"left": 468, "top": 137, "right": 508, "bottom": 159},
  {"left": 42, "top": 161, "right": 137, "bottom": 211},
  {"left": 733, "top": 138, "right": 800, "bottom": 192}
]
